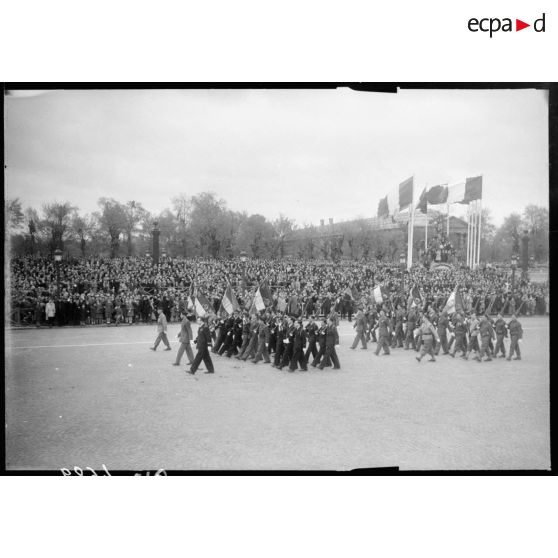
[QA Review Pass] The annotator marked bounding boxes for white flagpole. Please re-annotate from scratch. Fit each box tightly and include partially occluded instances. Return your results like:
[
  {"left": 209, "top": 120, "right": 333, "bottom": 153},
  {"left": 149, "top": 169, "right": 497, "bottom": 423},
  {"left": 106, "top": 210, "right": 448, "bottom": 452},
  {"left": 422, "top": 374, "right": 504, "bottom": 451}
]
[
  {"left": 446, "top": 201, "right": 450, "bottom": 237},
  {"left": 466, "top": 204, "right": 471, "bottom": 267},
  {"left": 425, "top": 200, "right": 428, "bottom": 255},
  {"left": 407, "top": 176, "right": 414, "bottom": 270},
  {"left": 473, "top": 200, "right": 479, "bottom": 269},
  {"left": 477, "top": 198, "right": 482, "bottom": 268}
]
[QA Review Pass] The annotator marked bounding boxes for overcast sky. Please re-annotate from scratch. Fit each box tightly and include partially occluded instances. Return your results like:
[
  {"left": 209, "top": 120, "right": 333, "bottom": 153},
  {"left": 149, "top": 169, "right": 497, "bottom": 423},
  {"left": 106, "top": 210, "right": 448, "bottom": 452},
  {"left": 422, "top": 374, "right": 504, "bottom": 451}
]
[{"left": 4, "top": 87, "right": 549, "bottom": 227}]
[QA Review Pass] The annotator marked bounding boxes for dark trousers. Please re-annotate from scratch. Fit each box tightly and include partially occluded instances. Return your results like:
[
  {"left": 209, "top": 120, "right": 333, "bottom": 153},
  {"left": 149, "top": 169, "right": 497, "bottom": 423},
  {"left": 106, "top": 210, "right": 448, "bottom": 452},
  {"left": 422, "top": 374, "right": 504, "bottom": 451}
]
[
  {"left": 404, "top": 324, "right": 415, "bottom": 350},
  {"left": 274, "top": 341, "right": 284, "bottom": 366},
  {"left": 305, "top": 339, "right": 318, "bottom": 361},
  {"left": 319, "top": 346, "right": 340, "bottom": 369},
  {"left": 191, "top": 346, "right": 214, "bottom": 373},
  {"left": 253, "top": 338, "right": 270, "bottom": 363},
  {"left": 280, "top": 343, "right": 294, "bottom": 368},
  {"left": 237, "top": 334, "right": 251, "bottom": 359},
  {"left": 495, "top": 334, "right": 506, "bottom": 356},
  {"left": 434, "top": 332, "right": 448, "bottom": 355},
  {"left": 375, "top": 334, "right": 390, "bottom": 355},
  {"left": 312, "top": 343, "right": 326, "bottom": 366},
  {"left": 289, "top": 347, "right": 307, "bottom": 370}
]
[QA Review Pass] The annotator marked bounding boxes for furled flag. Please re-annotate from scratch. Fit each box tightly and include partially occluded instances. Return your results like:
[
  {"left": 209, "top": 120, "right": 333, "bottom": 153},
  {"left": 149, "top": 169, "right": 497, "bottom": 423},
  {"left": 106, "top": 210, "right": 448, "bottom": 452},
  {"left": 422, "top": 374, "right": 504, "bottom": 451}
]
[
  {"left": 219, "top": 282, "right": 239, "bottom": 317},
  {"left": 377, "top": 176, "right": 414, "bottom": 218},
  {"left": 443, "top": 286, "right": 464, "bottom": 315},
  {"left": 426, "top": 184, "right": 449, "bottom": 205},
  {"left": 447, "top": 176, "right": 482, "bottom": 205},
  {"left": 373, "top": 285, "right": 384, "bottom": 304}
]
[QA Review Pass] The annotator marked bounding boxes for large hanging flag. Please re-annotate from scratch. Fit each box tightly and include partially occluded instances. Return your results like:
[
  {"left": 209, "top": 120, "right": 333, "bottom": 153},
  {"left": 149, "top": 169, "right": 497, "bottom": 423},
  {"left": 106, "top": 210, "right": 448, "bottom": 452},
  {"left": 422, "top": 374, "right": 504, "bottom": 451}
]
[
  {"left": 194, "top": 288, "right": 212, "bottom": 318},
  {"left": 249, "top": 286, "right": 266, "bottom": 314},
  {"left": 416, "top": 187, "right": 428, "bottom": 214},
  {"left": 443, "top": 286, "right": 464, "bottom": 315},
  {"left": 447, "top": 176, "right": 483, "bottom": 205},
  {"left": 219, "top": 282, "right": 239, "bottom": 316},
  {"left": 426, "top": 184, "right": 449, "bottom": 205},
  {"left": 372, "top": 285, "right": 384, "bottom": 304},
  {"left": 377, "top": 176, "right": 414, "bottom": 218}
]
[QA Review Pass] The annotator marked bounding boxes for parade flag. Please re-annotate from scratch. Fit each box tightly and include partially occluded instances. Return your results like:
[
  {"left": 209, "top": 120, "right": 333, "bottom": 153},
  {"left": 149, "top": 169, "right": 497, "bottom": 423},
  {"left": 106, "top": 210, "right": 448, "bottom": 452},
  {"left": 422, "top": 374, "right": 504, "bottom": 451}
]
[
  {"left": 377, "top": 177, "right": 414, "bottom": 218},
  {"left": 373, "top": 285, "right": 384, "bottom": 304},
  {"left": 416, "top": 187, "right": 428, "bottom": 214},
  {"left": 447, "top": 176, "right": 483, "bottom": 205},
  {"left": 219, "top": 283, "right": 239, "bottom": 316},
  {"left": 251, "top": 287, "right": 266, "bottom": 313},
  {"left": 443, "top": 286, "right": 464, "bottom": 315},
  {"left": 426, "top": 184, "right": 449, "bottom": 205},
  {"left": 194, "top": 289, "right": 212, "bottom": 317}
]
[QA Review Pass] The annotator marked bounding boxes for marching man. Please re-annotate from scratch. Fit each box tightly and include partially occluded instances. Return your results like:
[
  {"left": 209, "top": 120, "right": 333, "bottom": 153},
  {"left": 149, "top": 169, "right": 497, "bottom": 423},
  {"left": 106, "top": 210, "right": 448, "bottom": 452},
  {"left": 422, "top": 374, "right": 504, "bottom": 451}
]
[{"left": 416, "top": 313, "right": 441, "bottom": 363}]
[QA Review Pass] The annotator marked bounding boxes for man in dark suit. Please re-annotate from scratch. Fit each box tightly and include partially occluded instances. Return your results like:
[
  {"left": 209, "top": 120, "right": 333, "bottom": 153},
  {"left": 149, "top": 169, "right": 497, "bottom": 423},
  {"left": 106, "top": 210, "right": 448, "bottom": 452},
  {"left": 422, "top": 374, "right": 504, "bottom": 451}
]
[
  {"left": 289, "top": 319, "right": 308, "bottom": 371},
  {"left": 188, "top": 316, "right": 215, "bottom": 374},
  {"left": 319, "top": 318, "right": 340, "bottom": 370}
]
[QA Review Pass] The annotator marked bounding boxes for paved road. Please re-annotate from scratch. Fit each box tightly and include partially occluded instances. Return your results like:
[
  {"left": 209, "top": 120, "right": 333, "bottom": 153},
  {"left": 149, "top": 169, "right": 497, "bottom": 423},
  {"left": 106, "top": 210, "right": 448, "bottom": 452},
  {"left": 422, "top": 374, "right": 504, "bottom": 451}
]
[{"left": 5, "top": 317, "right": 550, "bottom": 471}]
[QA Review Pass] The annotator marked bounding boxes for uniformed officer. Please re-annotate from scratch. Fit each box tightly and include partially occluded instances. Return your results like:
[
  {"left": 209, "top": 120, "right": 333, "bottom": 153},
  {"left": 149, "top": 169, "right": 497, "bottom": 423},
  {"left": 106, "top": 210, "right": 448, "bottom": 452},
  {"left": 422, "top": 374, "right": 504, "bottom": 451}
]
[
  {"left": 374, "top": 310, "right": 391, "bottom": 356},
  {"left": 415, "top": 315, "right": 440, "bottom": 363},
  {"left": 507, "top": 314, "right": 523, "bottom": 361},
  {"left": 350, "top": 307, "right": 368, "bottom": 349},
  {"left": 493, "top": 313, "right": 508, "bottom": 358}
]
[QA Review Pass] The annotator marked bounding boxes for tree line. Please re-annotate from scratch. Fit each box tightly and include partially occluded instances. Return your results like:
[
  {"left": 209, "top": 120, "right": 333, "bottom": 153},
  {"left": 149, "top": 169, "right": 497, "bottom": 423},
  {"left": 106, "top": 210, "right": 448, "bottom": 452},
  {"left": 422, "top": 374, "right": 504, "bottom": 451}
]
[{"left": 4, "top": 193, "right": 548, "bottom": 263}]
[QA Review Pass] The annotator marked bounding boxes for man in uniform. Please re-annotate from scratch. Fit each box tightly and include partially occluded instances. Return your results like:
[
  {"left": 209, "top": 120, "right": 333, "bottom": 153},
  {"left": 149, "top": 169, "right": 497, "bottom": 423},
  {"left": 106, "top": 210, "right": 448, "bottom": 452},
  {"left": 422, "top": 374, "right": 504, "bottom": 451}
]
[
  {"left": 434, "top": 310, "right": 450, "bottom": 356},
  {"left": 477, "top": 314, "right": 495, "bottom": 362},
  {"left": 392, "top": 304, "right": 405, "bottom": 348},
  {"left": 450, "top": 312, "right": 467, "bottom": 358},
  {"left": 507, "top": 314, "right": 523, "bottom": 361},
  {"left": 404, "top": 303, "right": 418, "bottom": 351},
  {"left": 415, "top": 313, "right": 440, "bottom": 363},
  {"left": 350, "top": 307, "right": 368, "bottom": 350},
  {"left": 188, "top": 316, "right": 215, "bottom": 374},
  {"left": 374, "top": 310, "right": 391, "bottom": 356},
  {"left": 493, "top": 313, "right": 508, "bottom": 358},
  {"left": 252, "top": 315, "right": 271, "bottom": 364},
  {"left": 304, "top": 315, "right": 319, "bottom": 361}
]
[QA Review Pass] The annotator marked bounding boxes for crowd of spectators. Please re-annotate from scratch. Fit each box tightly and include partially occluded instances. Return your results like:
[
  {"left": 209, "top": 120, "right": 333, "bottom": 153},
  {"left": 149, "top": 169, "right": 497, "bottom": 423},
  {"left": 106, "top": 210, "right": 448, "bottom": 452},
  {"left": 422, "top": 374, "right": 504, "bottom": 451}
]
[{"left": 8, "top": 255, "right": 549, "bottom": 327}]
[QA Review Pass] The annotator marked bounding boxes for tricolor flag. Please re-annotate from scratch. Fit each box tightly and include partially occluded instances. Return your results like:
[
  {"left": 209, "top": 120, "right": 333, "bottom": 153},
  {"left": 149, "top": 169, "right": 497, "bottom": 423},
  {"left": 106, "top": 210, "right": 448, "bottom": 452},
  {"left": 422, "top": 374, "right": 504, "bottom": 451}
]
[
  {"left": 426, "top": 184, "right": 449, "bottom": 205},
  {"left": 377, "top": 177, "right": 414, "bottom": 218},
  {"left": 416, "top": 187, "right": 428, "bottom": 214},
  {"left": 194, "top": 290, "right": 212, "bottom": 318},
  {"left": 447, "top": 176, "right": 482, "bottom": 205},
  {"left": 259, "top": 278, "right": 272, "bottom": 307},
  {"left": 219, "top": 283, "right": 239, "bottom": 316},
  {"left": 443, "top": 286, "right": 464, "bottom": 315},
  {"left": 252, "top": 287, "right": 266, "bottom": 312}
]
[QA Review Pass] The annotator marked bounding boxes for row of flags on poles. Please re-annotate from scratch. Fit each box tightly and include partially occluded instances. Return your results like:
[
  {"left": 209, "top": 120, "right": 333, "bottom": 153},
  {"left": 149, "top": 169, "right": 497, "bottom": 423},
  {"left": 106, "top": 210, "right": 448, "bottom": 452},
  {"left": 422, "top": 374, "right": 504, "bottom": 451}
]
[{"left": 377, "top": 176, "right": 483, "bottom": 218}]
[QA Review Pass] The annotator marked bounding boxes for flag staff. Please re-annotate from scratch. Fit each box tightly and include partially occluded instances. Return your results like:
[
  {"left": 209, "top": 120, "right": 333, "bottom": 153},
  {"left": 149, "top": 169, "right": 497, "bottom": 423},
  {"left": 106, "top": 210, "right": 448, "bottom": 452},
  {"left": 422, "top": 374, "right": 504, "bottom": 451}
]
[
  {"left": 476, "top": 177, "right": 483, "bottom": 268},
  {"left": 407, "top": 175, "right": 415, "bottom": 270}
]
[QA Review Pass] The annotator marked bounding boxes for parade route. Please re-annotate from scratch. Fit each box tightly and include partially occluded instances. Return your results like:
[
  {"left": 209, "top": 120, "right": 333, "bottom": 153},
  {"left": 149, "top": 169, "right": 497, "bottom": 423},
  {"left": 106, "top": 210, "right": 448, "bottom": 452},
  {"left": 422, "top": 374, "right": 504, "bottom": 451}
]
[{"left": 5, "top": 316, "right": 550, "bottom": 471}]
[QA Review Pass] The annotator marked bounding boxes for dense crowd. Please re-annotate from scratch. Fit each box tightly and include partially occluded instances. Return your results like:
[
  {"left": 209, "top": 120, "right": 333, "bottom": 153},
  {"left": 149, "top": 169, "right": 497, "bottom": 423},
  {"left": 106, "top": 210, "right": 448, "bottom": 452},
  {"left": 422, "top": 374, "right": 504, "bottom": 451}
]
[{"left": 8, "top": 255, "right": 549, "bottom": 327}]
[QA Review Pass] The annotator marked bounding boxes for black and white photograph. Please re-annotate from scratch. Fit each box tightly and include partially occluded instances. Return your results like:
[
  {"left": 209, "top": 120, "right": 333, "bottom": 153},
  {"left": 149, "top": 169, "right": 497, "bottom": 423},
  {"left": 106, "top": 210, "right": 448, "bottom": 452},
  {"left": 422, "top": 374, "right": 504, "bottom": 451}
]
[{"left": 4, "top": 86, "right": 551, "bottom": 472}]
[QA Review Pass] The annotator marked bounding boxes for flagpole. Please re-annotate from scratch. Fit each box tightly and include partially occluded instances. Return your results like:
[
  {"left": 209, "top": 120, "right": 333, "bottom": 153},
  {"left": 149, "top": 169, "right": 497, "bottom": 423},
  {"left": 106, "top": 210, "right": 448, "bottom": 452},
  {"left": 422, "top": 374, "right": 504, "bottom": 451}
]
[
  {"left": 472, "top": 201, "right": 477, "bottom": 269},
  {"left": 466, "top": 204, "right": 471, "bottom": 268},
  {"left": 446, "top": 201, "right": 450, "bottom": 238},
  {"left": 477, "top": 200, "right": 482, "bottom": 266},
  {"left": 407, "top": 176, "right": 414, "bottom": 270},
  {"left": 424, "top": 200, "right": 428, "bottom": 257}
]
